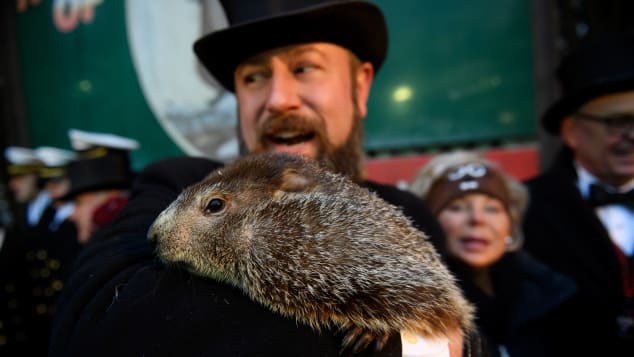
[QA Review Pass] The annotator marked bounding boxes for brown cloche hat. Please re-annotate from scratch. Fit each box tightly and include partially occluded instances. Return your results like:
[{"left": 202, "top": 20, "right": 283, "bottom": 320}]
[
  {"left": 542, "top": 32, "right": 634, "bottom": 134},
  {"left": 193, "top": 0, "right": 388, "bottom": 92},
  {"left": 424, "top": 162, "right": 511, "bottom": 215}
]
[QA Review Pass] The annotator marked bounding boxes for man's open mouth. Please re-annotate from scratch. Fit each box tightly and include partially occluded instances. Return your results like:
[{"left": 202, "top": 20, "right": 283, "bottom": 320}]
[{"left": 266, "top": 131, "right": 316, "bottom": 146}]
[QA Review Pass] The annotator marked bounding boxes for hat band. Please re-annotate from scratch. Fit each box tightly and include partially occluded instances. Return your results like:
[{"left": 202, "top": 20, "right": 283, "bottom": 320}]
[
  {"left": 8, "top": 164, "right": 41, "bottom": 176},
  {"left": 79, "top": 146, "right": 108, "bottom": 159},
  {"left": 39, "top": 167, "right": 67, "bottom": 179}
]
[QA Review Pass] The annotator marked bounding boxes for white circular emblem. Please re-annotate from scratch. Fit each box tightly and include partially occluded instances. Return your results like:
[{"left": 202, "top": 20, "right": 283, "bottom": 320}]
[{"left": 125, "top": 0, "right": 239, "bottom": 161}]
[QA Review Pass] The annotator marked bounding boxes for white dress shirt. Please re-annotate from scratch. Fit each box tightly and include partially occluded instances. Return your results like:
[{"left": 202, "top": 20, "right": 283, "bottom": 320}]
[{"left": 576, "top": 163, "right": 634, "bottom": 256}]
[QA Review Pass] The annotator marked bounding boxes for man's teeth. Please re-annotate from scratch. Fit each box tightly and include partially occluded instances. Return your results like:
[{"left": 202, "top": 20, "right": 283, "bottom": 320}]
[
  {"left": 275, "top": 131, "right": 297, "bottom": 139},
  {"left": 271, "top": 132, "right": 314, "bottom": 145}
]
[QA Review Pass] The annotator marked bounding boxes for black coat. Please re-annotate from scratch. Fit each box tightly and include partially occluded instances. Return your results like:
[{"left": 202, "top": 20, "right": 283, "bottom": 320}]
[
  {"left": 50, "top": 156, "right": 447, "bottom": 357},
  {"left": 449, "top": 251, "right": 576, "bottom": 357},
  {"left": 523, "top": 149, "right": 634, "bottom": 356}
]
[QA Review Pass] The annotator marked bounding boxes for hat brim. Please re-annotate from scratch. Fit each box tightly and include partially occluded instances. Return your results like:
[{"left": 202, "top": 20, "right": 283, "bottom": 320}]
[
  {"left": 193, "top": 1, "right": 388, "bottom": 91},
  {"left": 542, "top": 75, "right": 634, "bottom": 135}
]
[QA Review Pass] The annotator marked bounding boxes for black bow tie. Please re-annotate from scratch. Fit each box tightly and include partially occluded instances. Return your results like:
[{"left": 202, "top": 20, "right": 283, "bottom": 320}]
[{"left": 588, "top": 184, "right": 634, "bottom": 209}]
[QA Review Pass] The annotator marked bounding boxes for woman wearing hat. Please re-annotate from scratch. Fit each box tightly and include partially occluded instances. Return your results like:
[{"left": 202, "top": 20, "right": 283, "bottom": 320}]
[{"left": 410, "top": 151, "right": 576, "bottom": 357}]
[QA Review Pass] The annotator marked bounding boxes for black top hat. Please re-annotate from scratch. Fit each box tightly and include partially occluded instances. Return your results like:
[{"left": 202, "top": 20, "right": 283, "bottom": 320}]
[
  {"left": 194, "top": 0, "right": 388, "bottom": 92},
  {"left": 542, "top": 32, "right": 634, "bottom": 134}
]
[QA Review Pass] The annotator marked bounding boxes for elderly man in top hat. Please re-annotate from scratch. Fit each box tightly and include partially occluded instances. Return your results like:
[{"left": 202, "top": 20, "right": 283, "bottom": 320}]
[
  {"left": 523, "top": 32, "right": 634, "bottom": 355},
  {"left": 49, "top": 1, "right": 470, "bottom": 357}
]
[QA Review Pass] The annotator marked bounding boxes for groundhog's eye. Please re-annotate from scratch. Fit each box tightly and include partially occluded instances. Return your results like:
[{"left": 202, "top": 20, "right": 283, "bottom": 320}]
[{"left": 204, "top": 198, "right": 225, "bottom": 214}]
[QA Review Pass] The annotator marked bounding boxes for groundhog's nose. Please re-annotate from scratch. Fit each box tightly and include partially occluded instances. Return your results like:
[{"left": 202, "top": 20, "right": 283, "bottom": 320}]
[
  {"left": 148, "top": 203, "right": 176, "bottom": 242},
  {"left": 147, "top": 214, "right": 166, "bottom": 242},
  {"left": 147, "top": 221, "right": 159, "bottom": 242}
]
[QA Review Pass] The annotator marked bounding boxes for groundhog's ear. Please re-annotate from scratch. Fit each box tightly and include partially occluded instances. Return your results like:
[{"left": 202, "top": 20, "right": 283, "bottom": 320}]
[{"left": 278, "top": 168, "right": 313, "bottom": 193}]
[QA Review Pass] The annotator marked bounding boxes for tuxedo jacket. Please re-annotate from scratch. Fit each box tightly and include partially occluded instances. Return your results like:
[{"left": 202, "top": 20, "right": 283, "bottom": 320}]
[
  {"left": 50, "top": 156, "right": 446, "bottom": 357},
  {"left": 523, "top": 149, "right": 633, "bottom": 355}
]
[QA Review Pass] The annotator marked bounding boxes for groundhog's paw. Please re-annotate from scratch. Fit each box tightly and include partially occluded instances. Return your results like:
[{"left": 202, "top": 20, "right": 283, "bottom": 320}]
[{"left": 340, "top": 326, "right": 390, "bottom": 355}]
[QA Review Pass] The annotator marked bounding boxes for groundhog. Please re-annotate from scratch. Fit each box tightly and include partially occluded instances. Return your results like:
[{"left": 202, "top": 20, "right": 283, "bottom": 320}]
[{"left": 147, "top": 152, "right": 474, "bottom": 353}]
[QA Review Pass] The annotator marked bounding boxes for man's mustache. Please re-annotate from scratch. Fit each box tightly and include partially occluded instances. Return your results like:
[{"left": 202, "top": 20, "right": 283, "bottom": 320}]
[
  {"left": 612, "top": 135, "right": 634, "bottom": 156},
  {"left": 257, "top": 114, "right": 326, "bottom": 143}
]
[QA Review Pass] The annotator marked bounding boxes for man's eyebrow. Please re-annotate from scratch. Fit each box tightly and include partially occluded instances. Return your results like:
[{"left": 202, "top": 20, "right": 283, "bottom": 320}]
[
  {"left": 287, "top": 45, "right": 327, "bottom": 61},
  {"left": 240, "top": 44, "right": 327, "bottom": 67}
]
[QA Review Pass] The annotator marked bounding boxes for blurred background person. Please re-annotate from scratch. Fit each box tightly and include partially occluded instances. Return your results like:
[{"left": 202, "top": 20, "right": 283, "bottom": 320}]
[
  {"left": 523, "top": 32, "right": 634, "bottom": 355},
  {"left": 65, "top": 129, "right": 139, "bottom": 244},
  {"left": 0, "top": 146, "right": 43, "bottom": 356},
  {"left": 409, "top": 151, "right": 576, "bottom": 357},
  {"left": 14, "top": 146, "right": 82, "bottom": 356},
  {"left": 33, "top": 146, "right": 76, "bottom": 233},
  {"left": 4, "top": 147, "right": 47, "bottom": 232}
]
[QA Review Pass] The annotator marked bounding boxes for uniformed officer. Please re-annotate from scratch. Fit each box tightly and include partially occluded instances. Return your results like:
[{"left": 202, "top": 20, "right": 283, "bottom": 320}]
[
  {"left": 1, "top": 146, "right": 43, "bottom": 356},
  {"left": 65, "top": 129, "right": 139, "bottom": 244},
  {"left": 18, "top": 146, "right": 81, "bottom": 356}
]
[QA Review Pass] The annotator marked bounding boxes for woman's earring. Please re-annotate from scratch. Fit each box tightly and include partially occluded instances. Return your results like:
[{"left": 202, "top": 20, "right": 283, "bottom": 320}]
[{"left": 505, "top": 236, "right": 513, "bottom": 246}]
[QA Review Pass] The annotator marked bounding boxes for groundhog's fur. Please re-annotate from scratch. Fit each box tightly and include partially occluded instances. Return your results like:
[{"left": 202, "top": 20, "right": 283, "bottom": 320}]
[{"left": 148, "top": 152, "right": 474, "bottom": 350}]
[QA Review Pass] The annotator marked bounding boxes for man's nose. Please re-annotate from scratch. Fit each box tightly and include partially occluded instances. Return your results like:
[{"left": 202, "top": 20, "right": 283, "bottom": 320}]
[
  {"left": 265, "top": 69, "right": 301, "bottom": 114},
  {"left": 621, "top": 121, "right": 634, "bottom": 141}
]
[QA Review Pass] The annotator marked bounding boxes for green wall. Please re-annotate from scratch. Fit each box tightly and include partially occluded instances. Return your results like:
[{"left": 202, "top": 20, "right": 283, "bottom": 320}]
[
  {"left": 16, "top": 0, "right": 181, "bottom": 171},
  {"left": 16, "top": 0, "right": 535, "bottom": 170},
  {"left": 367, "top": 0, "right": 535, "bottom": 151}
]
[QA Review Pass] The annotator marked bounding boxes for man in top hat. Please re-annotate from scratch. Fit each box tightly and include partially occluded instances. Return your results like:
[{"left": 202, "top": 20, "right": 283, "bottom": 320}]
[
  {"left": 65, "top": 129, "right": 139, "bottom": 244},
  {"left": 50, "top": 2, "right": 467, "bottom": 357},
  {"left": 523, "top": 32, "right": 634, "bottom": 355}
]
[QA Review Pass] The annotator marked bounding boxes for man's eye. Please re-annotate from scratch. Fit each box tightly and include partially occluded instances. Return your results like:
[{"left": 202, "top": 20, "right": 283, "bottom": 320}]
[
  {"left": 295, "top": 65, "right": 316, "bottom": 74},
  {"left": 606, "top": 114, "right": 634, "bottom": 128},
  {"left": 243, "top": 72, "right": 265, "bottom": 84}
]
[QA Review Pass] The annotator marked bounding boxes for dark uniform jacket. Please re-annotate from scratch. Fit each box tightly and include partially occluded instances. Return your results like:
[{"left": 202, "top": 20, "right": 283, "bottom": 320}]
[
  {"left": 49, "top": 156, "right": 447, "bottom": 357},
  {"left": 523, "top": 149, "right": 634, "bottom": 356},
  {"left": 1, "top": 202, "right": 80, "bottom": 357},
  {"left": 0, "top": 221, "right": 31, "bottom": 356}
]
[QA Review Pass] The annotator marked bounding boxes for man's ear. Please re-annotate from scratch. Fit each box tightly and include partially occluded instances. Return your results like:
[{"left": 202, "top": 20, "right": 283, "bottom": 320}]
[
  {"left": 560, "top": 117, "right": 578, "bottom": 149},
  {"left": 355, "top": 62, "right": 374, "bottom": 119}
]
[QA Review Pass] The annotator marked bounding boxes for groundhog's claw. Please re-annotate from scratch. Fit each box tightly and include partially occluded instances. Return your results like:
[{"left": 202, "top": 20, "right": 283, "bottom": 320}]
[{"left": 340, "top": 326, "right": 390, "bottom": 355}]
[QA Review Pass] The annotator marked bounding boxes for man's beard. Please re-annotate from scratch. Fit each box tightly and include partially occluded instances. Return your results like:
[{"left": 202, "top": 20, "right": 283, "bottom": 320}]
[{"left": 239, "top": 111, "right": 366, "bottom": 183}]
